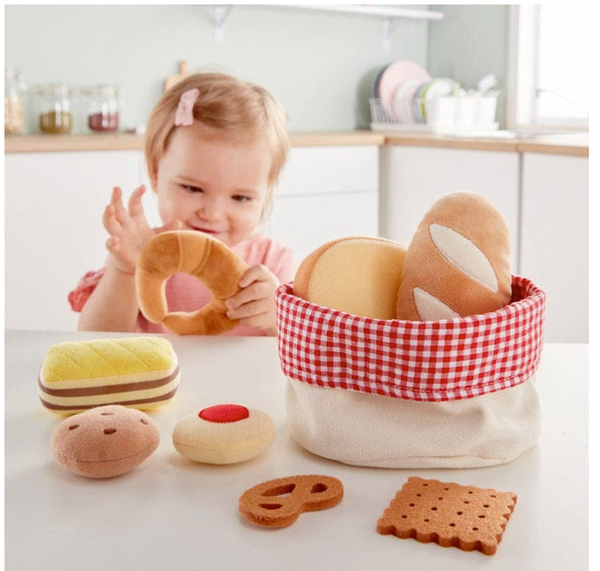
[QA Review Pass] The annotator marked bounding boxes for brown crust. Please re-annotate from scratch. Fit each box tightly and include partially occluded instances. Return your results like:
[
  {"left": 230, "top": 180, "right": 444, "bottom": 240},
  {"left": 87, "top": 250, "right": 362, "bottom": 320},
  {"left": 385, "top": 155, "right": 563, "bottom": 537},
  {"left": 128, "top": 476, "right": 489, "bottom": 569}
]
[
  {"left": 239, "top": 475, "right": 344, "bottom": 528},
  {"left": 293, "top": 238, "right": 347, "bottom": 300},
  {"left": 377, "top": 477, "right": 517, "bottom": 556},
  {"left": 396, "top": 193, "right": 512, "bottom": 320}
]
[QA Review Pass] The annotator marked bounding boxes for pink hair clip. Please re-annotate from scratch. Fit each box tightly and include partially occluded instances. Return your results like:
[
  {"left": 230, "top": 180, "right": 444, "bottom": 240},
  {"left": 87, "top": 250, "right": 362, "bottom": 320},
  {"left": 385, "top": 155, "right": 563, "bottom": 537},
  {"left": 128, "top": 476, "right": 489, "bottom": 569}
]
[{"left": 174, "top": 88, "right": 200, "bottom": 126}]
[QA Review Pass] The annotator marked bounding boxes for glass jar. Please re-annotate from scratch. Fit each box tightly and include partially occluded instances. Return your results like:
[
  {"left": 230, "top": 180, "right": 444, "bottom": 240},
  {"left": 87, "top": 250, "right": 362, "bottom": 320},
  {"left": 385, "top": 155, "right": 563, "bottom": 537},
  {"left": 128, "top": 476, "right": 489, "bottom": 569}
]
[
  {"left": 82, "top": 85, "right": 120, "bottom": 132},
  {"left": 33, "top": 84, "right": 73, "bottom": 134},
  {"left": 5, "top": 66, "right": 27, "bottom": 134}
]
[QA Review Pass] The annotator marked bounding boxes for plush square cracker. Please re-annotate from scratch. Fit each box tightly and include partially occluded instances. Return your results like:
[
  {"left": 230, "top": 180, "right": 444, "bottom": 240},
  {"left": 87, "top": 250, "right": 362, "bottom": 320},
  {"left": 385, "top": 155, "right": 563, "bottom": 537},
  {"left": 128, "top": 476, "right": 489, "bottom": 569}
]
[{"left": 377, "top": 477, "right": 517, "bottom": 556}]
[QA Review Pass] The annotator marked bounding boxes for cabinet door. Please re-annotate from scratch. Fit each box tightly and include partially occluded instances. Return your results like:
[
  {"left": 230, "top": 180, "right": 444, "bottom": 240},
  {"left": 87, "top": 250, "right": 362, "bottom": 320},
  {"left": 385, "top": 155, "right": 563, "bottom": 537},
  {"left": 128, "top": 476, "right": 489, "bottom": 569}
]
[
  {"left": 275, "top": 145, "right": 378, "bottom": 197},
  {"left": 265, "top": 145, "right": 380, "bottom": 261},
  {"left": 5, "top": 151, "right": 141, "bottom": 331},
  {"left": 521, "top": 154, "right": 588, "bottom": 343},
  {"left": 269, "top": 191, "right": 379, "bottom": 262},
  {"left": 380, "top": 146, "right": 520, "bottom": 271}
]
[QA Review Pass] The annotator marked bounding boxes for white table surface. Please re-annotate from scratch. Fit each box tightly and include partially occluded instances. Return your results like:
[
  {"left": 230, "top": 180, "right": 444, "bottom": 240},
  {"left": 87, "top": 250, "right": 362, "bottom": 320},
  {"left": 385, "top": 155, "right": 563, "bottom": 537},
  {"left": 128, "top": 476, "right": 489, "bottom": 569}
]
[{"left": 5, "top": 331, "right": 589, "bottom": 571}]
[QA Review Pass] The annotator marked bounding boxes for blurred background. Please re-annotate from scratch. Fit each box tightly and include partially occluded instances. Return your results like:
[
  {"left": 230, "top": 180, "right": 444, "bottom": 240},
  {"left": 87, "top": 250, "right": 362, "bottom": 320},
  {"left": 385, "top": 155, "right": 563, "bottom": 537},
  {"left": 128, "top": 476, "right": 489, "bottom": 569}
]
[{"left": 6, "top": 4, "right": 588, "bottom": 131}]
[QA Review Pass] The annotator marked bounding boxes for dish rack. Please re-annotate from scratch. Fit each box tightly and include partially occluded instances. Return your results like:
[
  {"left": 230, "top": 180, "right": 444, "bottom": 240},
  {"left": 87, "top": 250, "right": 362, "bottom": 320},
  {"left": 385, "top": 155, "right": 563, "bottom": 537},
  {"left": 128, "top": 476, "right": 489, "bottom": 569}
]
[{"left": 370, "top": 97, "right": 499, "bottom": 134}]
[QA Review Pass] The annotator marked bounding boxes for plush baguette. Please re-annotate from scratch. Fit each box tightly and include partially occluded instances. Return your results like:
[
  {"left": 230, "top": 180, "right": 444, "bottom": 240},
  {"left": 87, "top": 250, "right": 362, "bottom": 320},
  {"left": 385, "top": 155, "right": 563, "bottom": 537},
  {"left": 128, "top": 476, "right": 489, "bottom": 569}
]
[
  {"left": 294, "top": 236, "right": 407, "bottom": 319},
  {"left": 396, "top": 192, "right": 512, "bottom": 321},
  {"left": 38, "top": 337, "right": 179, "bottom": 414}
]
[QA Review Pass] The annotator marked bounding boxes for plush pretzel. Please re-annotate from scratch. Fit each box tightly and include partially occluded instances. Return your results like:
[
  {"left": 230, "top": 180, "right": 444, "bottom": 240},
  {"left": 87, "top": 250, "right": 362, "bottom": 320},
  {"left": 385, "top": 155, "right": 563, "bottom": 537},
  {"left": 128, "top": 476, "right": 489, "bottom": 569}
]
[
  {"left": 239, "top": 475, "right": 344, "bottom": 528},
  {"left": 136, "top": 231, "right": 248, "bottom": 335}
]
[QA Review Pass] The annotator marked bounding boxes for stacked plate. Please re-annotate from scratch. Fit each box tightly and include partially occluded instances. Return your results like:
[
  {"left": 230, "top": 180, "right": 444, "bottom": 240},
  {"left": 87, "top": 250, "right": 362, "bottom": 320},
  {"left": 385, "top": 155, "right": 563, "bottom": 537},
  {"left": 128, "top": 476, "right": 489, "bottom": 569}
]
[
  {"left": 373, "top": 60, "right": 430, "bottom": 122},
  {"left": 372, "top": 60, "right": 460, "bottom": 124}
]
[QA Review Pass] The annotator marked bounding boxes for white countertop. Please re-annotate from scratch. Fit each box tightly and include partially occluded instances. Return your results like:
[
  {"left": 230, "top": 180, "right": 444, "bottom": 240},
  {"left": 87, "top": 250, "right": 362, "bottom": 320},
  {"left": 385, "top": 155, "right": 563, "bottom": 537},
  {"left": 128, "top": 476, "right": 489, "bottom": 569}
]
[
  {"left": 5, "top": 331, "right": 589, "bottom": 570},
  {"left": 4, "top": 131, "right": 589, "bottom": 156}
]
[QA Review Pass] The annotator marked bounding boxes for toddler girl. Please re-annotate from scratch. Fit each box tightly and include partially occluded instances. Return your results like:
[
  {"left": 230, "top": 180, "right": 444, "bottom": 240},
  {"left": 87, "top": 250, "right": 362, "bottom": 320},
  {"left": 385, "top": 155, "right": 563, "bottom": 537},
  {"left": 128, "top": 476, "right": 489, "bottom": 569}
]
[{"left": 69, "top": 73, "right": 296, "bottom": 336}]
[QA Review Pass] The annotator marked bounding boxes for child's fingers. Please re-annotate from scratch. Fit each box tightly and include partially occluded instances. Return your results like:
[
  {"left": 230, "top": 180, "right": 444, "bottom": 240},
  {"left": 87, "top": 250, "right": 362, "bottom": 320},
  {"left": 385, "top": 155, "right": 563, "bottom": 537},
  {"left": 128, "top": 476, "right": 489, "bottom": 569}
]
[
  {"left": 128, "top": 185, "right": 146, "bottom": 218},
  {"left": 102, "top": 204, "right": 122, "bottom": 236},
  {"left": 105, "top": 236, "right": 120, "bottom": 254},
  {"left": 227, "top": 297, "right": 270, "bottom": 321},
  {"left": 226, "top": 281, "right": 270, "bottom": 311},
  {"left": 236, "top": 312, "right": 271, "bottom": 329},
  {"left": 111, "top": 186, "right": 129, "bottom": 225},
  {"left": 105, "top": 237, "right": 136, "bottom": 275},
  {"left": 238, "top": 264, "right": 269, "bottom": 288}
]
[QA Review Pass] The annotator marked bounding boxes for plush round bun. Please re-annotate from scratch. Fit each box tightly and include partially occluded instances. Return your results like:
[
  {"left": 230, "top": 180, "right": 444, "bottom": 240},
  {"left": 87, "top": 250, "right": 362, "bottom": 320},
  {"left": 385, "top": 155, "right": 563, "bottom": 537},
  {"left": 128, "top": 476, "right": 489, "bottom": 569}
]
[
  {"left": 293, "top": 237, "right": 407, "bottom": 319},
  {"left": 51, "top": 405, "right": 160, "bottom": 478}
]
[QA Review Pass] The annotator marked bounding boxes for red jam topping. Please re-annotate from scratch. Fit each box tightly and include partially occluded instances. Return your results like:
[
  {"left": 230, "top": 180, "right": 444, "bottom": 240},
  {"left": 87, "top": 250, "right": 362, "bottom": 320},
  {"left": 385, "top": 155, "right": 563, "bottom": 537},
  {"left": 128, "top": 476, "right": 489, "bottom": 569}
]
[{"left": 199, "top": 404, "right": 249, "bottom": 423}]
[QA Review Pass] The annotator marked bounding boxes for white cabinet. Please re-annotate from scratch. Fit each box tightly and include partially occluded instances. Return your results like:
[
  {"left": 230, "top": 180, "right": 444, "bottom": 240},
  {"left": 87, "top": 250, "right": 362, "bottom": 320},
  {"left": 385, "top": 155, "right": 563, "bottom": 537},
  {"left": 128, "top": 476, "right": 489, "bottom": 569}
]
[
  {"left": 379, "top": 145, "right": 588, "bottom": 343},
  {"left": 266, "top": 145, "right": 379, "bottom": 261},
  {"left": 5, "top": 151, "right": 143, "bottom": 331},
  {"left": 520, "top": 153, "right": 588, "bottom": 343},
  {"left": 379, "top": 146, "right": 521, "bottom": 271},
  {"left": 269, "top": 191, "right": 378, "bottom": 262}
]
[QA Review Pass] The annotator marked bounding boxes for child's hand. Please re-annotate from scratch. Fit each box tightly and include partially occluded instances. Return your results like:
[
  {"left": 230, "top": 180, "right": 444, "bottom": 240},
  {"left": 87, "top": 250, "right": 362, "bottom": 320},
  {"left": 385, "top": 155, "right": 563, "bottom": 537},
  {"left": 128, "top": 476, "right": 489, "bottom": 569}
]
[
  {"left": 225, "top": 264, "right": 280, "bottom": 336},
  {"left": 103, "top": 185, "right": 181, "bottom": 275}
]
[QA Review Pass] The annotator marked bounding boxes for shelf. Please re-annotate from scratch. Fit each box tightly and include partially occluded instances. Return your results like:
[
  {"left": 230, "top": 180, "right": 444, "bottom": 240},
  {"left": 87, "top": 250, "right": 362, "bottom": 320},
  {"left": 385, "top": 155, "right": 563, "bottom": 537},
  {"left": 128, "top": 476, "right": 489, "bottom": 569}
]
[
  {"left": 289, "top": 5, "right": 444, "bottom": 20},
  {"left": 211, "top": 4, "right": 444, "bottom": 51}
]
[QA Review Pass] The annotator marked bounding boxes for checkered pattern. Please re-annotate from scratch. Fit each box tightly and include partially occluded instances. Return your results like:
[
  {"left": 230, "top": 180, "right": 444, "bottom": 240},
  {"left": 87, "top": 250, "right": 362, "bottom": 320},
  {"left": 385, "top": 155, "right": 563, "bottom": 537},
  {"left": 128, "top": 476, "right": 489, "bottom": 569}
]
[{"left": 275, "top": 276, "right": 546, "bottom": 402}]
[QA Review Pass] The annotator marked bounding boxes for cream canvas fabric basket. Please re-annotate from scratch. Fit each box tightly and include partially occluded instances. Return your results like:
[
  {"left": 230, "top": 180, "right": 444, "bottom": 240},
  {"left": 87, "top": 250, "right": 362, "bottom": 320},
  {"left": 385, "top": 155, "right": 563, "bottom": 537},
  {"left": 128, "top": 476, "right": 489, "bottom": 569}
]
[{"left": 275, "top": 276, "right": 546, "bottom": 469}]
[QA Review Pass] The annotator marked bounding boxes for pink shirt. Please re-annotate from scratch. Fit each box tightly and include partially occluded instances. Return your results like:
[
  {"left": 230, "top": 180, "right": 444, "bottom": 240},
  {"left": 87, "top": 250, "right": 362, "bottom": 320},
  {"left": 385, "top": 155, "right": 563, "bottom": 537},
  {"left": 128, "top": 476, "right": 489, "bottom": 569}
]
[{"left": 69, "top": 234, "right": 297, "bottom": 336}]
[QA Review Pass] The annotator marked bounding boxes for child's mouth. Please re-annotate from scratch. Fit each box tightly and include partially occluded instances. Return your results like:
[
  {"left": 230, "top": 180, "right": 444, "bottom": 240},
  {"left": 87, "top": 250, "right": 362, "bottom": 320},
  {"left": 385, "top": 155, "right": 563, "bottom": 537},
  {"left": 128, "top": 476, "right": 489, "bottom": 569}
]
[{"left": 188, "top": 225, "right": 218, "bottom": 235}]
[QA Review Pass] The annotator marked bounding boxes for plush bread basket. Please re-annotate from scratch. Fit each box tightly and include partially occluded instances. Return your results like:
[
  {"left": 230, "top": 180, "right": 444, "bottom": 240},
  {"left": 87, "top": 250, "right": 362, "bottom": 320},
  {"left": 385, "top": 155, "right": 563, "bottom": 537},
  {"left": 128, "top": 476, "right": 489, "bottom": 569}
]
[{"left": 275, "top": 276, "right": 546, "bottom": 469}]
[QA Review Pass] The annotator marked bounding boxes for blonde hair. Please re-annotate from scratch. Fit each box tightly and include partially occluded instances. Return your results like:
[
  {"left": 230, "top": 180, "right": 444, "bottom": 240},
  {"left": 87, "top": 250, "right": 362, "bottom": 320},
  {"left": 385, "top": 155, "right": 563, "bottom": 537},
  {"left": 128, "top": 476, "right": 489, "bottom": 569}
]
[{"left": 144, "top": 73, "right": 290, "bottom": 196}]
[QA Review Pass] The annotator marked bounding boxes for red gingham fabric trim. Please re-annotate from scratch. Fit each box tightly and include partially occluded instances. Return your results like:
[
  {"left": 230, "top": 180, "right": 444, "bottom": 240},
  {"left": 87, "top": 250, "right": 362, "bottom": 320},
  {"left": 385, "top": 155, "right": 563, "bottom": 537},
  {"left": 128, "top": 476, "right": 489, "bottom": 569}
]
[{"left": 275, "top": 276, "right": 546, "bottom": 402}]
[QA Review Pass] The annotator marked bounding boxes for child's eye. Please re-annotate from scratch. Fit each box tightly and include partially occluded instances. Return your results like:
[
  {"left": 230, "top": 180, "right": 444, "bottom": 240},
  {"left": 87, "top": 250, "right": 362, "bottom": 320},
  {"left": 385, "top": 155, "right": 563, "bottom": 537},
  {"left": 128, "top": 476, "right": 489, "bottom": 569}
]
[
  {"left": 182, "top": 184, "right": 203, "bottom": 193},
  {"left": 232, "top": 195, "right": 251, "bottom": 203}
]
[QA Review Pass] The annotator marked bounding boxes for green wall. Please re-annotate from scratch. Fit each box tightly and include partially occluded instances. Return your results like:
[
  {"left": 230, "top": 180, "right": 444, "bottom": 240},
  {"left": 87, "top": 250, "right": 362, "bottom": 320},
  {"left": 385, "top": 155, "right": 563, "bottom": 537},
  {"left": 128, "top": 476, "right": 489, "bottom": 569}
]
[
  {"left": 5, "top": 5, "right": 428, "bottom": 132},
  {"left": 429, "top": 5, "right": 509, "bottom": 127},
  {"left": 5, "top": 5, "right": 509, "bottom": 131}
]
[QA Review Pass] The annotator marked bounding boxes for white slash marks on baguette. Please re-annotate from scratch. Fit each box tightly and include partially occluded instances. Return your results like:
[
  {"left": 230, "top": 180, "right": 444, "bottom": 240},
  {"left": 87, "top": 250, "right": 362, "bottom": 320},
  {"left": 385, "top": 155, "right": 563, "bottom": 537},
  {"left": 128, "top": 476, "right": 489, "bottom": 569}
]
[
  {"left": 429, "top": 223, "right": 499, "bottom": 292},
  {"left": 413, "top": 287, "right": 460, "bottom": 320}
]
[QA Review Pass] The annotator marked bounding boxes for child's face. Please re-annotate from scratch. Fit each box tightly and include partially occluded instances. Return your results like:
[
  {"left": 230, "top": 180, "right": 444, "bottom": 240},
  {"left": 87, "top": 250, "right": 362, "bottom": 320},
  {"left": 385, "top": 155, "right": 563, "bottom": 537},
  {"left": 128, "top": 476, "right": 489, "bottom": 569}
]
[{"left": 154, "top": 123, "right": 271, "bottom": 247}]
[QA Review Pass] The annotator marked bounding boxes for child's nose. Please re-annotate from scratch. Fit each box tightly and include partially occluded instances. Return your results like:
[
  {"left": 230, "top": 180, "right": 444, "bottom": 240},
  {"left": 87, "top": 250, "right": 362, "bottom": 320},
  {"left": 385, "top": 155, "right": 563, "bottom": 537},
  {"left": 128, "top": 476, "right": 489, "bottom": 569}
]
[{"left": 199, "top": 199, "right": 224, "bottom": 221}]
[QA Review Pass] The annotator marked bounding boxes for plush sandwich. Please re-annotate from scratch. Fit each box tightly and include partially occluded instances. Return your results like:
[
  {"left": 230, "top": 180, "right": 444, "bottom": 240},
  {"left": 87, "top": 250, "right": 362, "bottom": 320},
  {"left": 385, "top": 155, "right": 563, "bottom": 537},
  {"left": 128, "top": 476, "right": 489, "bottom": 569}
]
[
  {"left": 38, "top": 337, "right": 179, "bottom": 414},
  {"left": 293, "top": 236, "right": 407, "bottom": 319},
  {"left": 136, "top": 230, "right": 248, "bottom": 335},
  {"left": 396, "top": 192, "right": 512, "bottom": 320}
]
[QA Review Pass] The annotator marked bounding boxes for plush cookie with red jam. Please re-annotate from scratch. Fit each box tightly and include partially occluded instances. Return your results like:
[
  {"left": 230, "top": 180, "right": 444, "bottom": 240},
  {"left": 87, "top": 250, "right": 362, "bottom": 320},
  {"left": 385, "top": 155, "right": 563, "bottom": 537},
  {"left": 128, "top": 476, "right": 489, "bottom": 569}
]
[{"left": 172, "top": 404, "right": 276, "bottom": 465}]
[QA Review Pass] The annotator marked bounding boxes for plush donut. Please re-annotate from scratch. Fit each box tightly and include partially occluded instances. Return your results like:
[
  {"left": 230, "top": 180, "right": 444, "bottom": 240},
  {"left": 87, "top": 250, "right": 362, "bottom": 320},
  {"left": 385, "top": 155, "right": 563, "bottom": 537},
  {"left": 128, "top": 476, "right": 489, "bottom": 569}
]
[
  {"left": 136, "top": 231, "right": 248, "bottom": 335},
  {"left": 293, "top": 237, "right": 407, "bottom": 319},
  {"left": 172, "top": 404, "right": 276, "bottom": 464},
  {"left": 396, "top": 192, "right": 512, "bottom": 320}
]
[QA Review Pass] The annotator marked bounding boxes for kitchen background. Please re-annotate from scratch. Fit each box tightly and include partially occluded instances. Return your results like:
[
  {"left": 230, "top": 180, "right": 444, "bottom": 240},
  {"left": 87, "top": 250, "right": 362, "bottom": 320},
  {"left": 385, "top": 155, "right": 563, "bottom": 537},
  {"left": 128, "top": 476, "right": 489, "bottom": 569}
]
[
  {"left": 4, "top": 4, "right": 589, "bottom": 345},
  {"left": 5, "top": 4, "right": 507, "bottom": 131}
]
